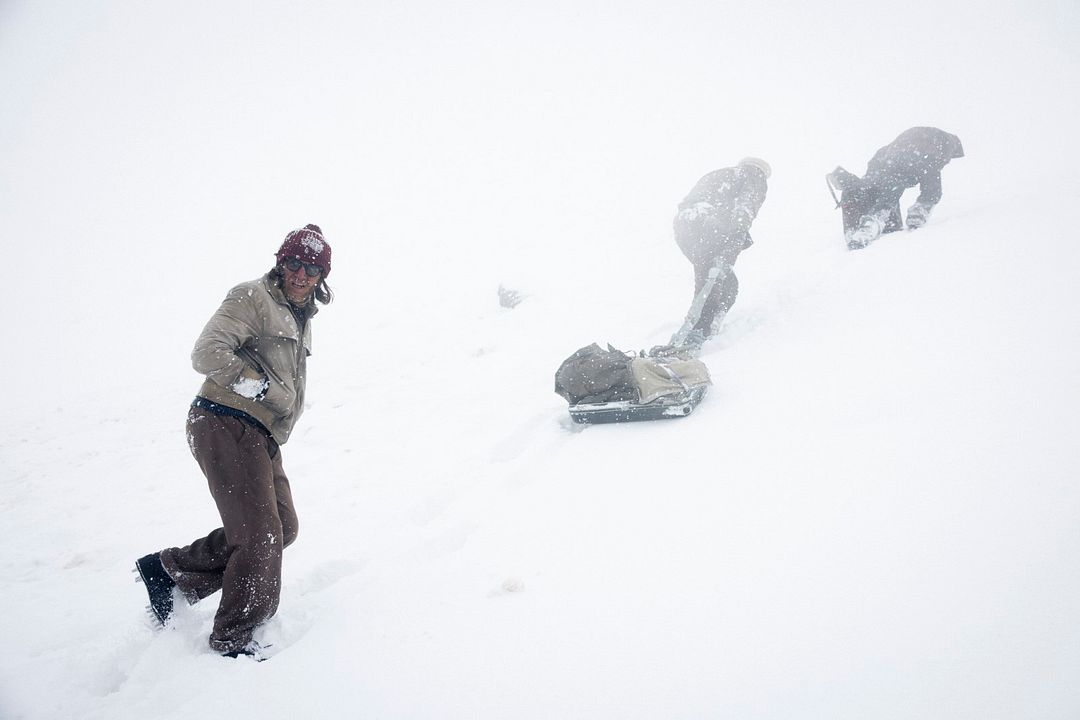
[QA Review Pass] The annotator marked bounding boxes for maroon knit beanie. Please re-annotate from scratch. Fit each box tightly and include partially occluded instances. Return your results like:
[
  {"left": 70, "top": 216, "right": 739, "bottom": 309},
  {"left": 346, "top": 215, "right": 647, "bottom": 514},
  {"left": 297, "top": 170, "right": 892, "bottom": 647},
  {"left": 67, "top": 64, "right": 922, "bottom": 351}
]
[{"left": 276, "top": 224, "right": 332, "bottom": 278}]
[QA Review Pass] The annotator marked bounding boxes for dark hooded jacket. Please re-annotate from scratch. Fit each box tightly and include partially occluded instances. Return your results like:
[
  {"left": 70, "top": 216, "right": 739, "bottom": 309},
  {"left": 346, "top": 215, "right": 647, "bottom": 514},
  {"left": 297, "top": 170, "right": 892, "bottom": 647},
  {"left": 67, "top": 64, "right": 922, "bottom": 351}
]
[
  {"left": 840, "top": 126, "right": 964, "bottom": 230},
  {"left": 863, "top": 126, "right": 964, "bottom": 197}
]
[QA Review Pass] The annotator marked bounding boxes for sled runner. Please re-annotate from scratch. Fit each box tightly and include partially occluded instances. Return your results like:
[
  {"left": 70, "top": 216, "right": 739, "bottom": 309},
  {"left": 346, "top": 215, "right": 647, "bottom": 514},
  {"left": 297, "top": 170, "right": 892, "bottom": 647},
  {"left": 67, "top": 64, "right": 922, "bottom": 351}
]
[
  {"left": 555, "top": 344, "right": 711, "bottom": 424},
  {"left": 568, "top": 383, "right": 709, "bottom": 424}
]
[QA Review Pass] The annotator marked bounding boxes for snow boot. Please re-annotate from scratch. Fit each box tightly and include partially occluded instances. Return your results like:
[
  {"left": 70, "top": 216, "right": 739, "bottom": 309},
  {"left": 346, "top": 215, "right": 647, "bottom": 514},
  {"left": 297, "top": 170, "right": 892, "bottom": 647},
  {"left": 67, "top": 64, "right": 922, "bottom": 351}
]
[
  {"left": 682, "top": 328, "right": 706, "bottom": 352},
  {"left": 882, "top": 205, "right": 904, "bottom": 234},
  {"left": 846, "top": 211, "right": 885, "bottom": 250},
  {"left": 135, "top": 552, "right": 176, "bottom": 626},
  {"left": 906, "top": 201, "right": 933, "bottom": 230},
  {"left": 707, "top": 309, "right": 728, "bottom": 339},
  {"left": 651, "top": 327, "right": 705, "bottom": 359}
]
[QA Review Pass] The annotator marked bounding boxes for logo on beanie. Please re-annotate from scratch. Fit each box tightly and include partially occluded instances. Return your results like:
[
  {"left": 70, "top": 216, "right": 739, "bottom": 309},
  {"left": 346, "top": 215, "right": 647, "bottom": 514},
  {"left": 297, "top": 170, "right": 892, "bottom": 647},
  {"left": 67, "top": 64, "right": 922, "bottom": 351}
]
[{"left": 301, "top": 234, "right": 325, "bottom": 254}]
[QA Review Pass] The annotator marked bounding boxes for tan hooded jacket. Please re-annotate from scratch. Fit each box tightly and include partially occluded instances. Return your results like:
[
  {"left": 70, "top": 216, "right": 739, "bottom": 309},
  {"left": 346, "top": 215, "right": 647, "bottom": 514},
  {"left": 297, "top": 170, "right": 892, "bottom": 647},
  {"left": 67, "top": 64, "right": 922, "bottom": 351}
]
[{"left": 192, "top": 272, "right": 318, "bottom": 444}]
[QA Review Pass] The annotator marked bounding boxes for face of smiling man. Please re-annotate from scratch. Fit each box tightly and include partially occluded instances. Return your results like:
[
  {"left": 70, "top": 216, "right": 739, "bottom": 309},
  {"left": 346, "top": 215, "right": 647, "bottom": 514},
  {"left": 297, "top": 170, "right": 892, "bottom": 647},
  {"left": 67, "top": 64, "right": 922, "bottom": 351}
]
[{"left": 281, "top": 257, "right": 322, "bottom": 305}]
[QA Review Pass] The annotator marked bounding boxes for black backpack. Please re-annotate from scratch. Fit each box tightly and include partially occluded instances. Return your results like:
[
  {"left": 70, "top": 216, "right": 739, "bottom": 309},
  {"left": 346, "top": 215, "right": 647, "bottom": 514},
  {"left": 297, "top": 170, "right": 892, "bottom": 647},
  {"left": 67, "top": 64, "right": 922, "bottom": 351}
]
[{"left": 554, "top": 343, "right": 637, "bottom": 405}]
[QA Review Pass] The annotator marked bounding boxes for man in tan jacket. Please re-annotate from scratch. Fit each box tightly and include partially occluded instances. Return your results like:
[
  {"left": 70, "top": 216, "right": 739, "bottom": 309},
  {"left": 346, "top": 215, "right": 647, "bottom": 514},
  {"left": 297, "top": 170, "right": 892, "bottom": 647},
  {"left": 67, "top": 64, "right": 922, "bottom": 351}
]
[{"left": 135, "top": 224, "right": 333, "bottom": 659}]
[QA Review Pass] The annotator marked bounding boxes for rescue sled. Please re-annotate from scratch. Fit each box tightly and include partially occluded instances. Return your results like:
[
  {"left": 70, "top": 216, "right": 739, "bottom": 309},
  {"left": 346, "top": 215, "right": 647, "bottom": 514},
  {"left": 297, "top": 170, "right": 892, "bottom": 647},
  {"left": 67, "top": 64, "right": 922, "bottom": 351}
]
[{"left": 556, "top": 344, "right": 711, "bottom": 425}]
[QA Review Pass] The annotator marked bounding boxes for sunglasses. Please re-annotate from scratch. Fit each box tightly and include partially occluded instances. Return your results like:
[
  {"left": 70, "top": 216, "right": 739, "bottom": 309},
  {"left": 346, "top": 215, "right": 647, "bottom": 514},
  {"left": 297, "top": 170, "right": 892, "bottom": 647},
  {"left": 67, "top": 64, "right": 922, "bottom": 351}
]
[{"left": 283, "top": 258, "right": 323, "bottom": 278}]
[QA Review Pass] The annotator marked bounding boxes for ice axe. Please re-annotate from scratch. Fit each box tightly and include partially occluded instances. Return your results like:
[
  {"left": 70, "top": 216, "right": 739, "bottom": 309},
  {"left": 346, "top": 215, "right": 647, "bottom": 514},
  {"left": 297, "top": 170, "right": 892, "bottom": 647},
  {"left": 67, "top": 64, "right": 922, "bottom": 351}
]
[{"left": 825, "top": 171, "right": 842, "bottom": 209}]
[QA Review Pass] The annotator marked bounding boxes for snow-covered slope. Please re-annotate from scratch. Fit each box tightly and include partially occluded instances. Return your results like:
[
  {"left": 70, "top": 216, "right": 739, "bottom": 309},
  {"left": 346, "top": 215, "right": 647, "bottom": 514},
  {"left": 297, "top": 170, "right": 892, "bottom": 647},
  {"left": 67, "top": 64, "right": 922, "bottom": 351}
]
[{"left": 2, "top": 2, "right": 1079, "bottom": 719}]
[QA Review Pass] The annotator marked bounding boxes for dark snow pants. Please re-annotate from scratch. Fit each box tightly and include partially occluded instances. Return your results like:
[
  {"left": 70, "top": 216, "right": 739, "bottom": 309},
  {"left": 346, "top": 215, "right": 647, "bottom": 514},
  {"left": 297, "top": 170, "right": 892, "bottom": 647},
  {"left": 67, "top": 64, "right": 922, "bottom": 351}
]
[
  {"left": 160, "top": 407, "right": 298, "bottom": 654},
  {"left": 674, "top": 211, "right": 745, "bottom": 333},
  {"left": 841, "top": 169, "right": 944, "bottom": 233},
  {"left": 841, "top": 183, "right": 902, "bottom": 233},
  {"left": 690, "top": 260, "right": 739, "bottom": 333}
]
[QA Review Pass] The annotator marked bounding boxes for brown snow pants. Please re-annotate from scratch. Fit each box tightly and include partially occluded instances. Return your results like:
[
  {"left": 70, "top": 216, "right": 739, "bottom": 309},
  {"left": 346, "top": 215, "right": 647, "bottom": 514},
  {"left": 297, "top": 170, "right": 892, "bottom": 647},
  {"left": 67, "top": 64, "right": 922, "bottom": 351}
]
[{"left": 160, "top": 407, "right": 298, "bottom": 654}]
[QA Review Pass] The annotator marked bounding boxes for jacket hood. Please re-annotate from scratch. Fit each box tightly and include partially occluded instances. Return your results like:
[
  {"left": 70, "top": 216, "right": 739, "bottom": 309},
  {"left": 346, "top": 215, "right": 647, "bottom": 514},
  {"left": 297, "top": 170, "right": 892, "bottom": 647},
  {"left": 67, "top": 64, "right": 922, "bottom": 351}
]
[{"left": 946, "top": 132, "right": 965, "bottom": 159}]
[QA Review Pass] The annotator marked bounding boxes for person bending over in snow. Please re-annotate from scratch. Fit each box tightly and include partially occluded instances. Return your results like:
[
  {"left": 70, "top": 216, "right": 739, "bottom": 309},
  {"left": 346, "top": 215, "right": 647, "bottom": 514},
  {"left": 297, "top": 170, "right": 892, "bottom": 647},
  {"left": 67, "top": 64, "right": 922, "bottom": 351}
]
[
  {"left": 135, "top": 224, "right": 333, "bottom": 659},
  {"left": 663, "top": 157, "right": 769, "bottom": 353},
  {"left": 826, "top": 126, "right": 964, "bottom": 250}
]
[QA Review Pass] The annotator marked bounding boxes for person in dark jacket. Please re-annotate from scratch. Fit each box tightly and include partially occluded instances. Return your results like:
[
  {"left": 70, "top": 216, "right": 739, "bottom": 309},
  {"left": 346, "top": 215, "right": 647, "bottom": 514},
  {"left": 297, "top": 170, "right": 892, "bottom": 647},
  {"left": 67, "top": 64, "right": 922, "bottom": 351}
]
[
  {"left": 665, "top": 157, "right": 769, "bottom": 351},
  {"left": 827, "top": 126, "right": 964, "bottom": 249},
  {"left": 134, "top": 224, "right": 333, "bottom": 660}
]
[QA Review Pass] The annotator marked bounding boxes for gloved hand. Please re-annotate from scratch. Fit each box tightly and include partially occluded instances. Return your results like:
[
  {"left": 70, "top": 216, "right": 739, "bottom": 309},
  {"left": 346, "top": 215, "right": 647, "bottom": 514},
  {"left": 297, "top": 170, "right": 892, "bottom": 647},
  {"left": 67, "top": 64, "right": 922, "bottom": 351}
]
[
  {"left": 231, "top": 365, "right": 269, "bottom": 400},
  {"left": 906, "top": 202, "right": 933, "bottom": 230}
]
